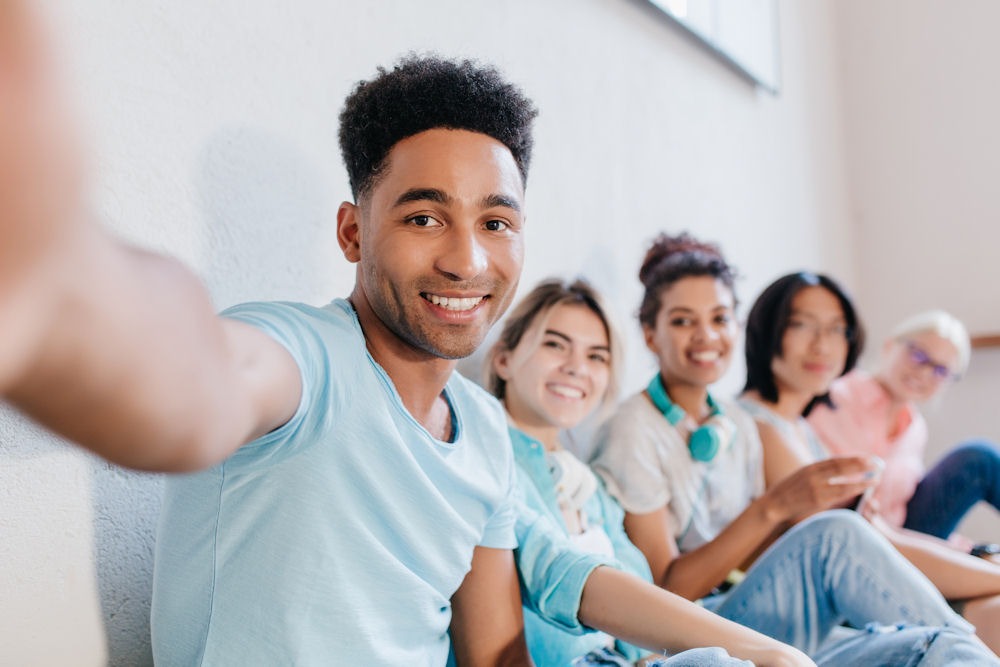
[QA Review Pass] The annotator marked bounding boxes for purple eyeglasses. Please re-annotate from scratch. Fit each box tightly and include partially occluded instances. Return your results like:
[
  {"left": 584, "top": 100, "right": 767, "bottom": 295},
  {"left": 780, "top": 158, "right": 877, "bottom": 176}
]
[{"left": 905, "top": 341, "right": 958, "bottom": 381}]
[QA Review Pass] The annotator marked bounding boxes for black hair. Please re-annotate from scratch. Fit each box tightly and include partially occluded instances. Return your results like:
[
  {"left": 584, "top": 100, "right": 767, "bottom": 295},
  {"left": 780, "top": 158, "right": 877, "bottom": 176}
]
[
  {"left": 743, "top": 271, "right": 866, "bottom": 415},
  {"left": 637, "top": 232, "right": 738, "bottom": 329},
  {"left": 338, "top": 54, "right": 538, "bottom": 200}
]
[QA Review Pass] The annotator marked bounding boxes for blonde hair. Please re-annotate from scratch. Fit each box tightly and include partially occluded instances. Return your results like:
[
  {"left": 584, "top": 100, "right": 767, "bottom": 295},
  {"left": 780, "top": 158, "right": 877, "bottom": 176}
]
[
  {"left": 890, "top": 310, "right": 971, "bottom": 375},
  {"left": 485, "top": 278, "right": 622, "bottom": 411}
]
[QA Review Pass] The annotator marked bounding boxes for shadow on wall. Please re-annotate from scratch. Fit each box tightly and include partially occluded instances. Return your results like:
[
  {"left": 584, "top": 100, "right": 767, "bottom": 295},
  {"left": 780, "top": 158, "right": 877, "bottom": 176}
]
[
  {"left": 91, "top": 464, "right": 161, "bottom": 667},
  {"left": 92, "top": 127, "right": 333, "bottom": 666},
  {"left": 196, "top": 125, "right": 339, "bottom": 308},
  {"left": 0, "top": 406, "right": 67, "bottom": 462}
]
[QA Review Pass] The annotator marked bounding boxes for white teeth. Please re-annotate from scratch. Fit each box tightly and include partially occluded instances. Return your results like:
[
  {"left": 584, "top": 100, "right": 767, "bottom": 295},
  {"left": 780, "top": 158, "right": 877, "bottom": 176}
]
[
  {"left": 549, "top": 385, "right": 584, "bottom": 399},
  {"left": 690, "top": 351, "right": 720, "bottom": 362},
  {"left": 425, "top": 294, "right": 484, "bottom": 311}
]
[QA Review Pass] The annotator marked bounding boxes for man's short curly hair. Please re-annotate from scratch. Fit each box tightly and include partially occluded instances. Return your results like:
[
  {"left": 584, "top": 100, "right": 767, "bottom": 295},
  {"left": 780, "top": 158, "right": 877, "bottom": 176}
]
[{"left": 338, "top": 54, "right": 538, "bottom": 201}]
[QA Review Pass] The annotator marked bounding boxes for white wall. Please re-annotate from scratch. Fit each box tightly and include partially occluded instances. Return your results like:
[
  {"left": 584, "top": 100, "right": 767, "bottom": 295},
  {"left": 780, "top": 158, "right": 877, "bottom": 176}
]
[
  {"left": 836, "top": 0, "right": 1000, "bottom": 541},
  {"left": 3, "top": 1, "right": 855, "bottom": 664}
]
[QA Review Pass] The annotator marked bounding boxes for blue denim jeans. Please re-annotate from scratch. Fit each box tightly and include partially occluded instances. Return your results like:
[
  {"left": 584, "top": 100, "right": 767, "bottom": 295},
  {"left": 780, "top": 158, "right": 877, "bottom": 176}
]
[
  {"left": 703, "top": 510, "right": 995, "bottom": 665},
  {"left": 904, "top": 440, "right": 1000, "bottom": 539},
  {"left": 812, "top": 623, "right": 999, "bottom": 667}
]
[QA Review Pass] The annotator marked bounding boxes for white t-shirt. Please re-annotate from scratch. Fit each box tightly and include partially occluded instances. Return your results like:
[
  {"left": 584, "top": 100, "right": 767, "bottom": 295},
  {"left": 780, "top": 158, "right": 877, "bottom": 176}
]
[{"left": 591, "top": 392, "right": 764, "bottom": 553}]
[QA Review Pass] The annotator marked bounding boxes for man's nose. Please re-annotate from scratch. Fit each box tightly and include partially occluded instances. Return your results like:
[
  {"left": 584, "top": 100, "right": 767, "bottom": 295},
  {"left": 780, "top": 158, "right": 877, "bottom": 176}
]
[{"left": 435, "top": 225, "right": 487, "bottom": 281}]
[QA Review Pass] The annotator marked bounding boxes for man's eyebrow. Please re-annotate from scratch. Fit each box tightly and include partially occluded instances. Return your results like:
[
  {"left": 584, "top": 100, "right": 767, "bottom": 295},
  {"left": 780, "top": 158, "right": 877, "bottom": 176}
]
[
  {"left": 392, "top": 188, "right": 521, "bottom": 213},
  {"left": 393, "top": 188, "right": 452, "bottom": 207},
  {"left": 480, "top": 193, "right": 522, "bottom": 212}
]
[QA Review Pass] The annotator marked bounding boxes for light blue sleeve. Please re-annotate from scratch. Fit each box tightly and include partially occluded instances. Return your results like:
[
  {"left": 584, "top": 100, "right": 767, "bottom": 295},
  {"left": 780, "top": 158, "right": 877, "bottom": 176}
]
[
  {"left": 219, "top": 301, "right": 329, "bottom": 464},
  {"left": 513, "top": 479, "right": 611, "bottom": 635},
  {"left": 594, "top": 479, "right": 654, "bottom": 584},
  {"left": 480, "top": 447, "right": 519, "bottom": 549}
]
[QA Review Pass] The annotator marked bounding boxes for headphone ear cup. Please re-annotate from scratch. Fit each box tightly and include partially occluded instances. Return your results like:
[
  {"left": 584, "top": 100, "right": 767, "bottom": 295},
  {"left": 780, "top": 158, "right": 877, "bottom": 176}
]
[
  {"left": 688, "top": 426, "right": 720, "bottom": 462},
  {"left": 647, "top": 374, "right": 726, "bottom": 461}
]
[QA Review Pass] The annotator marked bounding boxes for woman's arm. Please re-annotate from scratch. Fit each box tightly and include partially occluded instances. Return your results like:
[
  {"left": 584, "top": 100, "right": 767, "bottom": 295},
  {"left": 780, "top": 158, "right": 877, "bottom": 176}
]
[
  {"left": 623, "top": 502, "right": 784, "bottom": 601},
  {"left": 760, "top": 413, "right": 1000, "bottom": 601},
  {"left": 579, "top": 567, "right": 814, "bottom": 667},
  {"left": 757, "top": 418, "right": 880, "bottom": 517},
  {"left": 625, "top": 453, "right": 876, "bottom": 600},
  {"left": 759, "top": 420, "right": 812, "bottom": 487},
  {"left": 866, "top": 513, "right": 1000, "bottom": 599}
]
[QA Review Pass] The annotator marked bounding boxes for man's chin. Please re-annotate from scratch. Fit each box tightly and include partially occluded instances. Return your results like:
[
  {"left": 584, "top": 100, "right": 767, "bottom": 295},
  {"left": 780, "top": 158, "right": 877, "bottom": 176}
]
[
  {"left": 427, "top": 341, "right": 482, "bottom": 361},
  {"left": 417, "top": 328, "right": 491, "bottom": 361},
  {"left": 405, "top": 318, "right": 494, "bottom": 361}
]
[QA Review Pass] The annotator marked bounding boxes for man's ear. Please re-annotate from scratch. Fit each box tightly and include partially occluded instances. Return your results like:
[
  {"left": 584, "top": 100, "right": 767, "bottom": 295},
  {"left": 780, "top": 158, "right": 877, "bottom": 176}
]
[{"left": 337, "top": 201, "right": 361, "bottom": 263}]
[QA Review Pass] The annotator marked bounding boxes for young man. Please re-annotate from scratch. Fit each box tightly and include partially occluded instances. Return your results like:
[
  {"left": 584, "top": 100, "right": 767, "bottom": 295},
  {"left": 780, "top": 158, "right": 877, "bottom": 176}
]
[
  {"left": 0, "top": 7, "right": 820, "bottom": 666},
  {"left": 148, "top": 58, "right": 545, "bottom": 664}
]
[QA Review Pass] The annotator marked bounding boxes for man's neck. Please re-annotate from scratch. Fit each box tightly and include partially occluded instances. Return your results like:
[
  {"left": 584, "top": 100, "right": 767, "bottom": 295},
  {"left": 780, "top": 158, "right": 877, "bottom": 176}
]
[{"left": 348, "top": 292, "right": 457, "bottom": 440}]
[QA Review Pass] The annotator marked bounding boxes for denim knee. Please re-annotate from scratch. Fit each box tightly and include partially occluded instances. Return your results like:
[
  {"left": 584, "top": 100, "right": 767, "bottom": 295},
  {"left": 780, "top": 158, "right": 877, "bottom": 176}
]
[
  {"left": 916, "top": 625, "right": 1000, "bottom": 667},
  {"left": 793, "top": 508, "right": 871, "bottom": 544},
  {"left": 814, "top": 623, "right": 998, "bottom": 667}
]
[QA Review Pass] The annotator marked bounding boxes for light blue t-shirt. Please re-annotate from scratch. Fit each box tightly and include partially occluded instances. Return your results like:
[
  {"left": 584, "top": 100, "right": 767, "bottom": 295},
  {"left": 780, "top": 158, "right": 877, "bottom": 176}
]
[{"left": 151, "top": 299, "right": 517, "bottom": 666}]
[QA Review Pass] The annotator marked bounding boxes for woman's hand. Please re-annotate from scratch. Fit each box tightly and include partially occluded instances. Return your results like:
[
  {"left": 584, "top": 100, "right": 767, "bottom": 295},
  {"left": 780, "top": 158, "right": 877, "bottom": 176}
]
[{"left": 763, "top": 456, "right": 879, "bottom": 523}]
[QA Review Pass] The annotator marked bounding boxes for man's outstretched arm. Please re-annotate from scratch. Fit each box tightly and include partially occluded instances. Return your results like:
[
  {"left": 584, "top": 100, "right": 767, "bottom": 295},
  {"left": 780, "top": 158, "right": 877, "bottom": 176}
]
[{"left": 0, "top": 3, "right": 300, "bottom": 472}]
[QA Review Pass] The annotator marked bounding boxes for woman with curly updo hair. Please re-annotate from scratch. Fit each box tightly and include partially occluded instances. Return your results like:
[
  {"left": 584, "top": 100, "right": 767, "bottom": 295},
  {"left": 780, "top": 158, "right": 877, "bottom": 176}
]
[{"left": 591, "top": 233, "right": 995, "bottom": 665}]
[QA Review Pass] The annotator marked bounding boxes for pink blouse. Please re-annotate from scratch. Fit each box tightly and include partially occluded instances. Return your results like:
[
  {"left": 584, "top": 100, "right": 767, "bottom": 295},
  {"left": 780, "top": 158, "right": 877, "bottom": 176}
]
[{"left": 807, "top": 370, "right": 928, "bottom": 528}]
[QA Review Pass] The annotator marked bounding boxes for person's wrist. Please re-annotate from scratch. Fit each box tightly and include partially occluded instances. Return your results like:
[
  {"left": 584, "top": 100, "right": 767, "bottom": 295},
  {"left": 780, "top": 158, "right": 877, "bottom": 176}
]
[{"left": 757, "top": 494, "right": 787, "bottom": 526}]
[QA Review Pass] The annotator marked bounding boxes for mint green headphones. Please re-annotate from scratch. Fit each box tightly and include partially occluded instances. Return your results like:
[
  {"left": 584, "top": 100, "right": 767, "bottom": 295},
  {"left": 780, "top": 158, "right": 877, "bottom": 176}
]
[{"left": 646, "top": 374, "right": 725, "bottom": 463}]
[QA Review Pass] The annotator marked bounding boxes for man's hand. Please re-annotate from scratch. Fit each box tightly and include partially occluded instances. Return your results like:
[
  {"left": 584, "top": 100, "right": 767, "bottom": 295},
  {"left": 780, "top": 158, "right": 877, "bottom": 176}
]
[
  {"left": 0, "top": 1, "right": 85, "bottom": 390},
  {"left": 0, "top": 2, "right": 83, "bottom": 266}
]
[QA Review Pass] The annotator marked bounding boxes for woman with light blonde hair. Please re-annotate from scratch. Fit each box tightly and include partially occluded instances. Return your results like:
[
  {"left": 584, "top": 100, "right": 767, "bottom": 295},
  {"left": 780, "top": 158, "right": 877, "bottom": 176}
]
[{"left": 808, "top": 309, "right": 999, "bottom": 546}]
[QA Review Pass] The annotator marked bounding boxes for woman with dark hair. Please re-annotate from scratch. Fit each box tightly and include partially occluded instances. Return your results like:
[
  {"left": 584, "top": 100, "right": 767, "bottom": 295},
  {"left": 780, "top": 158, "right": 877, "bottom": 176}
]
[
  {"left": 742, "top": 272, "right": 865, "bottom": 420},
  {"left": 591, "top": 234, "right": 996, "bottom": 665},
  {"left": 740, "top": 272, "right": 1000, "bottom": 655}
]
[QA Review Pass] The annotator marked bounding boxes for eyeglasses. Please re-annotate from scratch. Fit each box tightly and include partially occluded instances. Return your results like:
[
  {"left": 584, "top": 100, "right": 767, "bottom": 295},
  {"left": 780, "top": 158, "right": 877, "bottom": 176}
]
[
  {"left": 905, "top": 342, "right": 958, "bottom": 381},
  {"left": 785, "top": 318, "right": 853, "bottom": 342}
]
